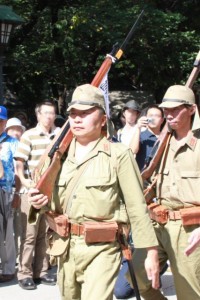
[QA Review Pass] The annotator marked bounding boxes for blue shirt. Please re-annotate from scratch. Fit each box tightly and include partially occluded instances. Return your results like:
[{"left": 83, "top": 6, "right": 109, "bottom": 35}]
[
  {"left": 0, "top": 132, "right": 18, "bottom": 192},
  {"left": 136, "top": 129, "right": 157, "bottom": 171}
]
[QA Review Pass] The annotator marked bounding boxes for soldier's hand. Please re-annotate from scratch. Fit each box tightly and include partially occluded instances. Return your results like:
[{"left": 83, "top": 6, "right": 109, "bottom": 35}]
[
  {"left": 184, "top": 227, "right": 200, "bottom": 256},
  {"left": 145, "top": 247, "right": 160, "bottom": 289},
  {"left": 28, "top": 188, "right": 48, "bottom": 209}
]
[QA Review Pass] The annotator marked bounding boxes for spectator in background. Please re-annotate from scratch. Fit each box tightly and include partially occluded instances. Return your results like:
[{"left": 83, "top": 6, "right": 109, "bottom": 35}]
[
  {"left": 130, "top": 105, "right": 164, "bottom": 171},
  {"left": 117, "top": 100, "right": 141, "bottom": 146},
  {"left": 0, "top": 107, "right": 19, "bottom": 283},
  {"left": 5, "top": 117, "right": 25, "bottom": 140},
  {"left": 14, "top": 101, "right": 60, "bottom": 290},
  {"left": 5, "top": 118, "right": 25, "bottom": 264}
]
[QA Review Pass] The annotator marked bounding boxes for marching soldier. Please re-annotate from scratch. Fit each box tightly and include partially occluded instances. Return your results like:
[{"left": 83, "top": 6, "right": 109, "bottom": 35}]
[
  {"left": 132, "top": 85, "right": 200, "bottom": 300},
  {"left": 28, "top": 84, "right": 159, "bottom": 300}
]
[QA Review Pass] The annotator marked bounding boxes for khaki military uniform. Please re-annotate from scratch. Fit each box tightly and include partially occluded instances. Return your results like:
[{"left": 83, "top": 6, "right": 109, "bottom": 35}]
[
  {"left": 30, "top": 136, "right": 158, "bottom": 300},
  {"left": 133, "top": 130, "right": 200, "bottom": 300}
]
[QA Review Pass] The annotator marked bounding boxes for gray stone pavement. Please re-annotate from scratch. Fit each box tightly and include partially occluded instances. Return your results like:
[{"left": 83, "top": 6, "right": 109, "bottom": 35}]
[{"left": 0, "top": 266, "right": 177, "bottom": 300}]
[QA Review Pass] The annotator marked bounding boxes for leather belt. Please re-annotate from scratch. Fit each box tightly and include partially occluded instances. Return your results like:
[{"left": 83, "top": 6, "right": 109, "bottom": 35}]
[
  {"left": 70, "top": 223, "right": 84, "bottom": 236},
  {"left": 168, "top": 210, "right": 181, "bottom": 220}
]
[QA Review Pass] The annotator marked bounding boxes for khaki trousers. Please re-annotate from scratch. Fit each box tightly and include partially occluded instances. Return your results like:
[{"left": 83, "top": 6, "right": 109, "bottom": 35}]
[
  {"left": 57, "top": 235, "right": 121, "bottom": 300},
  {"left": 132, "top": 219, "right": 200, "bottom": 300},
  {"left": 17, "top": 194, "right": 49, "bottom": 280}
]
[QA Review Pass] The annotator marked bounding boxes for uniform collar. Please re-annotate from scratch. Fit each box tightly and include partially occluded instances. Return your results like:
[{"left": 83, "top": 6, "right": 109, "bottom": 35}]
[
  {"left": 185, "top": 131, "right": 198, "bottom": 151},
  {"left": 68, "top": 135, "right": 111, "bottom": 165},
  {"left": 191, "top": 104, "right": 200, "bottom": 132},
  {"left": 171, "top": 130, "right": 197, "bottom": 152}
]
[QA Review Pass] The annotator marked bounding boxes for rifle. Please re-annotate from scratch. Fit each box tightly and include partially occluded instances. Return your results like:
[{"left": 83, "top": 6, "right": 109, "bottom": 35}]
[
  {"left": 34, "top": 9, "right": 145, "bottom": 199},
  {"left": 141, "top": 50, "right": 200, "bottom": 181},
  {"left": 118, "top": 228, "right": 141, "bottom": 300}
]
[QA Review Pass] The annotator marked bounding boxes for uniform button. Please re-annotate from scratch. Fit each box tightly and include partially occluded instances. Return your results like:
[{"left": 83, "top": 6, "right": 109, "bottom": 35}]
[
  {"left": 73, "top": 195, "right": 76, "bottom": 199},
  {"left": 172, "top": 183, "right": 175, "bottom": 186}
]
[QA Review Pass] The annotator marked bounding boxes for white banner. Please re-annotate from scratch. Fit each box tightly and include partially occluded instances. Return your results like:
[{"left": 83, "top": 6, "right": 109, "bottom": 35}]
[{"left": 99, "top": 70, "right": 110, "bottom": 118}]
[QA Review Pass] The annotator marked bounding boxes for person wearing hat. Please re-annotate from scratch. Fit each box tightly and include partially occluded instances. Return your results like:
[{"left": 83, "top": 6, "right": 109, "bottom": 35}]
[
  {"left": 5, "top": 117, "right": 25, "bottom": 140},
  {"left": 0, "top": 106, "right": 19, "bottom": 283},
  {"left": 27, "top": 83, "right": 160, "bottom": 300},
  {"left": 117, "top": 99, "right": 141, "bottom": 146},
  {"left": 5, "top": 118, "right": 26, "bottom": 266},
  {"left": 132, "top": 85, "right": 200, "bottom": 300}
]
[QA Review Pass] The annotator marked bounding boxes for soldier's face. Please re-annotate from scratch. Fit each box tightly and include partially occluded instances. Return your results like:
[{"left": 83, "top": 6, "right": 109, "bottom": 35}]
[
  {"left": 69, "top": 107, "right": 106, "bottom": 141},
  {"left": 164, "top": 105, "right": 195, "bottom": 131}
]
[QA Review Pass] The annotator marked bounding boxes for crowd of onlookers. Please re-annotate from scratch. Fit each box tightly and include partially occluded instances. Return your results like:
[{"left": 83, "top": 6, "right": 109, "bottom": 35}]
[{"left": 0, "top": 98, "right": 165, "bottom": 296}]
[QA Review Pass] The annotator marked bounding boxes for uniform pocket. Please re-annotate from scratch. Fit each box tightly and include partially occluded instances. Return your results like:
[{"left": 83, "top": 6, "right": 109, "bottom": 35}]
[
  {"left": 179, "top": 171, "right": 200, "bottom": 203},
  {"left": 83, "top": 177, "right": 117, "bottom": 219}
]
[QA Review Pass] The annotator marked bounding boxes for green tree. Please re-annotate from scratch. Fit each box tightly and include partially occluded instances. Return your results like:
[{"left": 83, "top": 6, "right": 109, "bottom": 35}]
[{"left": 1, "top": 0, "right": 199, "bottom": 117}]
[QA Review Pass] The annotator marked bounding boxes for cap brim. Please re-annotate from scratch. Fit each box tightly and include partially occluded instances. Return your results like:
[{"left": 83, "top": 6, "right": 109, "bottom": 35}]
[
  {"left": 67, "top": 104, "right": 96, "bottom": 112},
  {"left": 5, "top": 125, "right": 25, "bottom": 132},
  {"left": 67, "top": 103, "right": 106, "bottom": 112},
  {"left": 159, "top": 101, "right": 184, "bottom": 108},
  {"left": 0, "top": 116, "right": 7, "bottom": 120}
]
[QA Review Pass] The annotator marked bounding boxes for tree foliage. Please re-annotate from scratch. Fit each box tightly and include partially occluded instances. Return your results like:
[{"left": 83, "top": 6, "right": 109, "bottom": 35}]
[{"left": 1, "top": 0, "right": 199, "bottom": 115}]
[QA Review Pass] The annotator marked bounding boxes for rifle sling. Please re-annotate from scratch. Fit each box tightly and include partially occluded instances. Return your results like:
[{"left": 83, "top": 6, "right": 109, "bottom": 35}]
[
  {"left": 145, "top": 133, "right": 172, "bottom": 200},
  {"left": 157, "top": 133, "right": 172, "bottom": 199}
]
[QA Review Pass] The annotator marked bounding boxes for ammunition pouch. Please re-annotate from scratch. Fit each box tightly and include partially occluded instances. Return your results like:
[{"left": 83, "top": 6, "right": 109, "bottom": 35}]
[
  {"left": 148, "top": 203, "right": 168, "bottom": 224},
  {"left": 180, "top": 207, "right": 200, "bottom": 226},
  {"left": 46, "top": 212, "right": 119, "bottom": 243},
  {"left": 70, "top": 221, "right": 118, "bottom": 243},
  {"left": 45, "top": 211, "right": 69, "bottom": 237},
  {"left": 148, "top": 204, "right": 200, "bottom": 226},
  {"left": 83, "top": 221, "right": 118, "bottom": 244}
]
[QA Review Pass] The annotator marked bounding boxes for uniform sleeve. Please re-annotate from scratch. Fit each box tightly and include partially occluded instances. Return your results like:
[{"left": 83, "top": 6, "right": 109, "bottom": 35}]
[{"left": 117, "top": 148, "right": 158, "bottom": 248}]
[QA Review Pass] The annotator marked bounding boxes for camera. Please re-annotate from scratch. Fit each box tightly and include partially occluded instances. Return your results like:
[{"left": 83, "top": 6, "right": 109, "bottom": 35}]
[{"left": 146, "top": 118, "right": 153, "bottom": 123}]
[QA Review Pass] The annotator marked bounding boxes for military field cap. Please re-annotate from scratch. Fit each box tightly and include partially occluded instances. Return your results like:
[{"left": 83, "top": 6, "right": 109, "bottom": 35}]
[
  {"left": 0, "top": 106, "right": 7, "bottom": 120},
  {"left": 67, "top": 84, "right": 105, "bottom": 111},
  {"left": 124, "top": 100, "right": 141, "bottom": 112},
  {"left": 5, "top": 117, "right": 25, "bottom": 132},
  {"left": 159, "top": 85, "right": 195, "bottom": 108}
]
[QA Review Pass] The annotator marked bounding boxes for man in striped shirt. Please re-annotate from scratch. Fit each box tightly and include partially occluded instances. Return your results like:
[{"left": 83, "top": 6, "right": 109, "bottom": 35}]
[{"left": 14, "top": 101, "right": 60, "bottom": 290}]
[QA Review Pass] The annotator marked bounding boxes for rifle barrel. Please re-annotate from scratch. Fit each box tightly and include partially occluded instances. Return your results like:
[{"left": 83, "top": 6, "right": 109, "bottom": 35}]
[
  {"left": 120, "top": 9, "right": 145, "bottom": 51},
  {"left": 127, "top": 260, "right": 142, "bottom": 300},
  {"left": 48, "top": 121, "right": 70, "bottom": 158},
  {"left": 185, "top": 50, "right": 200, "bottom": 88}
]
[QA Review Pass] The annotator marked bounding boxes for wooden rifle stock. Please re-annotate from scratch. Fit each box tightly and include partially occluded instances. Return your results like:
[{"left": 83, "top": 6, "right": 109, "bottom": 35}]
[
  {"left": 34, "top": 11, "right": 145, "bottom": 199},
  {"left": 141, "top": 50, "right": 200, "bottom": 180},
  {"left": 35, "top": 123, "right": 73, "bottom": 199}
]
